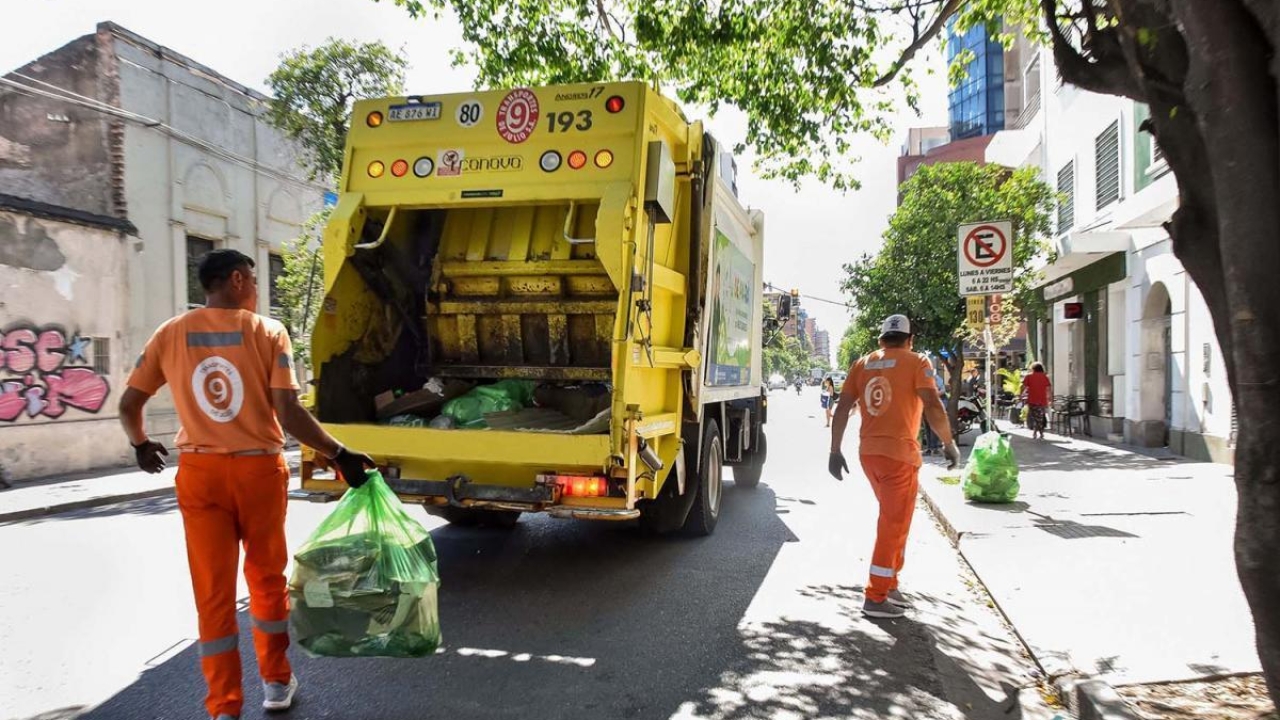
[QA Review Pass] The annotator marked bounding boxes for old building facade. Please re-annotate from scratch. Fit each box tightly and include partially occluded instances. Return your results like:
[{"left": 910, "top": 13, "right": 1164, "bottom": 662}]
[{"left": 0, "top": 22, "right": 324, "bottom": 478}]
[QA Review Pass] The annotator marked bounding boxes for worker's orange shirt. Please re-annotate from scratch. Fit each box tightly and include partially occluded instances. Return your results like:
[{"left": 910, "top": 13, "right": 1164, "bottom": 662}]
[
  {"left": 849, "top": 348, "right": 936, "bottom": 468},
  {"left": 127, "top": 308, "right": 298, "bottom": 453}
]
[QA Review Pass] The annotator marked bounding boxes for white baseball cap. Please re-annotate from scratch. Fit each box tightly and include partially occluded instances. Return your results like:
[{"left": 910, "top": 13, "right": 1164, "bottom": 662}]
[{"left": 880, "top": 314, "right": 911, "bottom": 337}]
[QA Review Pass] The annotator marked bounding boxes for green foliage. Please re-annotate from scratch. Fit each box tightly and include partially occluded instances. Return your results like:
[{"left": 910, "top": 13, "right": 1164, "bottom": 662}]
[
  {"left": 836, "top": 322, "right": 873, "bottom": 370},
  {"left": 996, "top": 366, "right": 1024, "bottom": 397},
  {"left": 841, "top": 162, "right": 1053, "bottom": 357},
  {"left": 274, "top": 210, "right": 331, "bottom": 369},
  {"left": 265, "top": 39, "right": 408, "bottom": 182},
  {"left": 380, "top": 0, "right": 1045, "bottom": 189}
]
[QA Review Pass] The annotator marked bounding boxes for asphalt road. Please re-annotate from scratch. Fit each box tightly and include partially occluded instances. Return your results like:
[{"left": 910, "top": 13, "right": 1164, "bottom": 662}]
[{"left": 2, "top": 388, "right": 1055, "bottom": 720}]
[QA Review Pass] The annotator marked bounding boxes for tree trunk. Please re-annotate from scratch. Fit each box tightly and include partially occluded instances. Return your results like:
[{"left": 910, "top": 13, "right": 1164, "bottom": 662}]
[{"left": 1166, "top": 0, "right": 1280, "bottom": 704}]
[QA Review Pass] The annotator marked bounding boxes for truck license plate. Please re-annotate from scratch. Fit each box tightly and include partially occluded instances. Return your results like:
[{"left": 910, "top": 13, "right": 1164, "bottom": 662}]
[{"left": 388, "top": 102, "right": 442, "bottom": 122}]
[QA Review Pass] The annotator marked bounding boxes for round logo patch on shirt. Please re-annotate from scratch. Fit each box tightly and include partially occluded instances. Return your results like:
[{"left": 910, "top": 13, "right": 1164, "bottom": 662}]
[
  {"left": 191, "top": 356, "right": 244, "bottom": 423},
  {"left": 863, "top": 376, "right": 893, "bottom": 417}
]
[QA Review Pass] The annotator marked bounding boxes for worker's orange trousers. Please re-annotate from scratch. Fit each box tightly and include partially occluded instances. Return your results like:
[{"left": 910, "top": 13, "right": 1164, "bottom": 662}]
[
  {"left": 859, "top": 454, "right": 920, "bottom": 603},
  {"left": 175, "top": 453, "right": 292, "bottom": 718}
]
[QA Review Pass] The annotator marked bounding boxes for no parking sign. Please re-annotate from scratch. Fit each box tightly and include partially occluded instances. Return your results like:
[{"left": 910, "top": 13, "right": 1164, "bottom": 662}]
[{"left": 958, "top": 221, "right": 1014, "bottom": 296}]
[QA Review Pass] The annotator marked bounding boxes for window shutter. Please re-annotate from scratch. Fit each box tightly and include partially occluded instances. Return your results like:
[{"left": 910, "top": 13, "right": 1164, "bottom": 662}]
[
  {"left": 1095, "top": 121, "right": 1121, "bottom": 210},
  {"left": 1057, "top": 161, "right": 1075, "bottom": 234}
]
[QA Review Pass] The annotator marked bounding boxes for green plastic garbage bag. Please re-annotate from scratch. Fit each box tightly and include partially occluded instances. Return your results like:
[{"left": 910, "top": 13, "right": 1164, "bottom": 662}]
[
  {"left": 961, "top": 431, "right": 1021, "bottom": 503},
  {"left": 289, "top": 471, "right": 441, "bottom": 657},
  {"left": 440, "top": 379, "right": 536, "bottom": 428}
]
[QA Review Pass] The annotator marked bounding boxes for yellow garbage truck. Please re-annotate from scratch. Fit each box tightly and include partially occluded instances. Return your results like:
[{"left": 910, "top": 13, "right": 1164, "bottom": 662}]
[{"left": 297, "top": 82, "right": 779, "bottom": 535}]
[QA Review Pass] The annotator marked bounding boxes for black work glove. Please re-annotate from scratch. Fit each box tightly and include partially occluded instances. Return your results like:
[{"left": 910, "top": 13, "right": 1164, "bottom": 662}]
[
  {"left": 828, "top": 451, "right": 849, "bottom": 481},
  {"left": 132, "top": 439, "right": 169, "bottom": 474},
  {"left": 333, "top": 446, "right": 375, "bottom": 489}
]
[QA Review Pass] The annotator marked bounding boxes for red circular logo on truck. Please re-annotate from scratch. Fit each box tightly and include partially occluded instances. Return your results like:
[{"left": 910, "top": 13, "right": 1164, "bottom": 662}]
[{"left": 496, "top": 89, "right": 540, "bottom": 144}]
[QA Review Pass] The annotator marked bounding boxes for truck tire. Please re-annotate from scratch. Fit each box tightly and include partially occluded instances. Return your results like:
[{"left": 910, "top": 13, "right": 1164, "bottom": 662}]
[
  {"left": 732, "top": 430, "right": 765, "bottom": 489},
  {"left": 638, "top": 446, "right": 695, "bottom": 535},
  {"left": 683, "top": 420, "right": 723, "bottom": 536},
  {"left": 430, "top": 506, "right": 521, "bottom": 528}
]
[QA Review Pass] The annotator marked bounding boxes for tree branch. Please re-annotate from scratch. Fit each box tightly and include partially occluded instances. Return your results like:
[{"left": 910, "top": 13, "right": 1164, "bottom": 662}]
[
  {"left": 871, "top": 0, "right": 963, "bottom": 87},
  {"left": 1039, "top": 0, "right": 1143, "bottom": 99}
]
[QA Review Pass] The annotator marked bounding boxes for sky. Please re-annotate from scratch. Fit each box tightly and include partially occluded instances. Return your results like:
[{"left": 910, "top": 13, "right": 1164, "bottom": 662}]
[{"left": 2, "top": 0, "right": 950, "bottom": 353}]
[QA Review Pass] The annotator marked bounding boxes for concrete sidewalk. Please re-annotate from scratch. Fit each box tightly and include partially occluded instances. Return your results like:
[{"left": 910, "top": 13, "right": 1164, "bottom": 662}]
[
  {"left": 0, "top": 451, "right": 302, "bottom": 523},
  {"left": 918, "top": 429, "right": 1260, "bottom": 691}
]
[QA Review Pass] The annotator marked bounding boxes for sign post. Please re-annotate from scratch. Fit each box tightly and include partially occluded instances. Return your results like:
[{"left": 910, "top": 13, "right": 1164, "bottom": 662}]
[{"left": 959, "top": 221, "right": 1014, "bottom": 429}]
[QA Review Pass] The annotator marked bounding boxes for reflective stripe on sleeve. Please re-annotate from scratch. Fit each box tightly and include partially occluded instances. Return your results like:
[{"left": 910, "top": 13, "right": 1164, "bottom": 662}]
[
  {"left": 199, "top": 634, "right": 238, "bottom": 657},
  {"left": 869, "top": 564, "right": 896, "bottom": 578}
]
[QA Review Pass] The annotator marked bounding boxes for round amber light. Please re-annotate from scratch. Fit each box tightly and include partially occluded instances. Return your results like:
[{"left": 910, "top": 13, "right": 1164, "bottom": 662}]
[
  {"left": 594, "top": 149, "right": 614, "bottom": 168},
  {"left": 367, "top": 161, "right": 385, "bottom": 178},
  {"left": 567, "top": 150, "right": 587, "bottom": 170},
  {"left": 366, "top": 111, "right": 384, "bottom": 127},
  {"left": 391, "top": 159, "right": 409, "bottom": 177}
]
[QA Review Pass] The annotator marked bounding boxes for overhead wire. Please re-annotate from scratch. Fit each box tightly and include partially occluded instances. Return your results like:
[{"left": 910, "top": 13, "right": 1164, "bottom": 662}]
[{"left": 0, "top": 73, "right": 327, "bottom": 192}]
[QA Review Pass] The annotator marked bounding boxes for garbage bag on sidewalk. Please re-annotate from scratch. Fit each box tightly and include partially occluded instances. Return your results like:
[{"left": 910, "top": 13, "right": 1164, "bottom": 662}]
[
  {"left": 961, "top": 431, "right": 1020, "bottom": 503},
  {"left": 289, "top": 471, "right": 441, "bottom": 658},
  {"left": 440, "top": 379, "right": 536, "bottom": 428}
]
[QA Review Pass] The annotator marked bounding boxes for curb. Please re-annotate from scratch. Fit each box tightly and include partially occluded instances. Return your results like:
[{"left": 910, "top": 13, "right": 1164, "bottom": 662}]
[
  {"left": 917, "top": 477, "right": 1143, "bottom": 720},
  {"left": 0, "top": 486, "right": 175, "bottom": 524}
]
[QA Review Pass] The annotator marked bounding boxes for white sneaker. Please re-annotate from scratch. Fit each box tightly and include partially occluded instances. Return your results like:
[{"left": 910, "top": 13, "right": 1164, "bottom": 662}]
[{"left": 262, "top": 674, "right": 298, "bottom": 711}]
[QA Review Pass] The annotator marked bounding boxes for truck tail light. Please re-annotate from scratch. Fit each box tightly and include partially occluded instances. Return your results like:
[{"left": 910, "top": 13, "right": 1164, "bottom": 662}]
[
  {"left": 540, "top": 474, "right": 610, "bottom": 497},
  {"left": 594, "top": 149, "right": 614, "bottom": 168},
  {"left": 390, "top": 159, "right": 409, "bottom": 177},
  {"left": 367, "top": 161, "right": 385, "bottom": 178},
  {"left": 605, "top": 96, "right": 625, "bottom": 113},
  {"left": 366, "top": 111, "right": 384, "bottom": 127},
  {"left": 567, "top": 150, "right": 587, "bottom": 170}
]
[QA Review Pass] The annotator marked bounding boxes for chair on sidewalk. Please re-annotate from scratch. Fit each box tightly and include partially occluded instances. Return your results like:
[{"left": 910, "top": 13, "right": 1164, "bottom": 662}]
[
  {"left": 1050, "top": 396, "right": 1071, "bottom": 435},
  {"left": 1065, "top": 396, "right": 1090, "bottom": 436}
]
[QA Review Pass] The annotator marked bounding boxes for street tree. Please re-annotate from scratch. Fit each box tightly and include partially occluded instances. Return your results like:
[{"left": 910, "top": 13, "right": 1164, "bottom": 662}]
[
  {"left": 843, "top": 163, "right": 1052, "bottom": 418},
  {"left": 265, "top": 38, "right": 407, "bottom": 183},
  {"left": 382, "top": 0, "right": 1280, "bottom": 698},
  {"left": 274, "top": 210, "right": 331, "bottom": 371}
]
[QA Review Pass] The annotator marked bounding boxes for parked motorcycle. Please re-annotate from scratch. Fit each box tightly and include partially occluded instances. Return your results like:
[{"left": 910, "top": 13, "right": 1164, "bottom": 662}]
[{"left": 954, "top": 390, "right": 990, "bottom": 437}]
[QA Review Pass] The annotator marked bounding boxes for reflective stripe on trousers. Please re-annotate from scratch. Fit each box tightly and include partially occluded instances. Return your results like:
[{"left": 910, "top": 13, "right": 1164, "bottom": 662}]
[
  {"left": 177, "top": 453, "right": 293, "bottom": 718},
  {"left": 859, "top": 454, "right": 920, "bottom": 603}
]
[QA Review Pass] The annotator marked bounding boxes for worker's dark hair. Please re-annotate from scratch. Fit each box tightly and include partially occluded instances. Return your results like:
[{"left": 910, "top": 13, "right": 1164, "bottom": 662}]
[
  {"left": 880, "top": 331, "right": 911, "bottom": 348},
  {"left": 1032, "top": 362, "right": 1045, "bottom": 373},
  {"left": 198, "top": 249, "right": 255, "bottom": 291}
]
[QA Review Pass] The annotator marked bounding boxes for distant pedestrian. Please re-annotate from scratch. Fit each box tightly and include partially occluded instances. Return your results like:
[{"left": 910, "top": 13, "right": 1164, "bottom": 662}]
[
  {"left": 1022, "top": 362, "right": 1052, "bottom": 440},
  {"left": 829, "top": 314, "right": 959, "bottom": 619},
  {"left": 922, "top": 363, "right": 946, "bottom": 454},
  {"left": 117, "top": 249, "right": 375, "bottom": 720},
  {"left": 821, "top": 377, "right": 836, "bottom": 427}
]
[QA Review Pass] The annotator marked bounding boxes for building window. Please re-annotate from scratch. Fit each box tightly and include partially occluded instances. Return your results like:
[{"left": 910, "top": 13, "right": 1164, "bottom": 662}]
[
  {"left": 186, "top": 236, "right": 216, "bottom": 308},
  {"left": 92, "top": 337, "right": 110, "bottom": 374},
  {"left": 1057, "top": 161, "right": 1075, "bottom": 234},
  {"left": 1095, "top": 120, "right": 1121, "bottom": 210},
  {"left": 1022, "top": 55, "right": 1041, "bottom": 122},
  {"left": 269, "top": 253, "right": 285, "bottom": 314}
]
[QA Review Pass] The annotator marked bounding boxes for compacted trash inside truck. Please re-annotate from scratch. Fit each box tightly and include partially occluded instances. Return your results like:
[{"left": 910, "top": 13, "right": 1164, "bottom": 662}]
[{"left": 296, "top": 82, "right": 777, "bottom": 535}]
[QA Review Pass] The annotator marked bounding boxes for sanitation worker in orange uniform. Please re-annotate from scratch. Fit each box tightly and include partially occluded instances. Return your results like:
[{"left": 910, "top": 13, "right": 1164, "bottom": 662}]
[
  {"left": 829, "top": 314, "right": 960, "bottom": 618},
  {"left": 118, "top": 249, "right": 373, "bottom": 720}
]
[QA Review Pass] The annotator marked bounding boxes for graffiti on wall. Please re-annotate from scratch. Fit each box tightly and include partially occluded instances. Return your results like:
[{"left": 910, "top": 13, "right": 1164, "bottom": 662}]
[{"left": 0, "top": 324, "right": 110, "bottom": 421}]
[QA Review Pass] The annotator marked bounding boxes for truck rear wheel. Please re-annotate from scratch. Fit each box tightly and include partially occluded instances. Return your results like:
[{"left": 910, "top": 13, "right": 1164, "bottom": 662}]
[
  {"left": 683, "top": 420, "right": 723, "bottom": 536},
  {"left": 429, "top": 506, "right": 521, "bottom": 528},
  {"left": 732, "top": 430, "right": 765, "bottom": 489},
  {"left": 638, "top": 446, "right": 694, "bottom": 535}
]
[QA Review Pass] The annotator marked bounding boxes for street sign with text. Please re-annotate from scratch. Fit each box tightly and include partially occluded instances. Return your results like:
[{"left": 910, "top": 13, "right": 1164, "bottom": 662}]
[
  {"left": 966, "top": 296, "right": 986, "bottom": 329},
  {"left": 958, "top": 220, "right": 1014, "bottom": 296}
]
